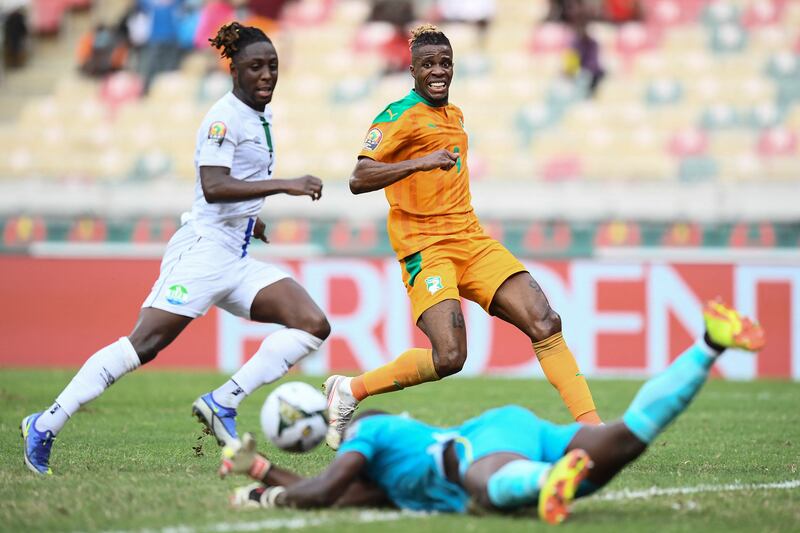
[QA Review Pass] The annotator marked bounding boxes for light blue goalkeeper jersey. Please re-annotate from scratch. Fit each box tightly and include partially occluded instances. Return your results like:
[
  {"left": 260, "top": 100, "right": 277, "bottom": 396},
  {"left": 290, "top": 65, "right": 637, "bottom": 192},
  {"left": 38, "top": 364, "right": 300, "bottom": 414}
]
[
  {"left": 336, "top": 406, "right": 582, "bottom": 513},
  {"left": 337, "top": 413, "right": 469, "bottom": 512}
]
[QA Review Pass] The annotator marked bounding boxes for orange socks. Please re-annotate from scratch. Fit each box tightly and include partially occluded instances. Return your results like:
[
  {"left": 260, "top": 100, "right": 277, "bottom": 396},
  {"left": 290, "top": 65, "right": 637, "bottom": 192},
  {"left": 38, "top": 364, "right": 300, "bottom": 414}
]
[
  {"left": 533, "top": 332, "right": 601, "bottom": 424},
  {"left": 350, "top": 348, "right": 439, "bottom": 401},
  {"left": 347, "top": 336, "right": 600, "bottom": 425}
]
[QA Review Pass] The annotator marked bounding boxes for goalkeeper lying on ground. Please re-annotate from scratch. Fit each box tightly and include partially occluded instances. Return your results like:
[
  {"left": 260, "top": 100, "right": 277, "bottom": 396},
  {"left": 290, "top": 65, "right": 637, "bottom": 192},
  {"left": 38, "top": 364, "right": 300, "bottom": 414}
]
[{"left": 219, "top": 301, "right": 764, "bottom": 524}]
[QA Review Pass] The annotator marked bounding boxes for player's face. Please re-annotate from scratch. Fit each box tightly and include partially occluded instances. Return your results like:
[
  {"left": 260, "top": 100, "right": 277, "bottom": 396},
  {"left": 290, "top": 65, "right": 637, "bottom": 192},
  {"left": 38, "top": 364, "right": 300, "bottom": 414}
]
[
  {"left": 231, "top": 41, "right": 279, "bottom": 111},
  {"left": 410, "top": 44, "right": 453, "bottom": 105}
]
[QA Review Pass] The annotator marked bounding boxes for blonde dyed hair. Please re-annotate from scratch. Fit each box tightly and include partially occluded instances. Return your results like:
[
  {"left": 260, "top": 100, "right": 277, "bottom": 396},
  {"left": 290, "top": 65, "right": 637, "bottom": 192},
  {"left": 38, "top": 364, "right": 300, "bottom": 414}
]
[{"left": 408, "top": 23, "right": 450, "bottom": 51}]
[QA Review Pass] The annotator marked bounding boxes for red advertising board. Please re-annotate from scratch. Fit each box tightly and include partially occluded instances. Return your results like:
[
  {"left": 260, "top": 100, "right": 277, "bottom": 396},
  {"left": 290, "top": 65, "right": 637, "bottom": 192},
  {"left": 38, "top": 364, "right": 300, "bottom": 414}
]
[{"left": 1, "top": 256, "right": 797, "bottom": 379}]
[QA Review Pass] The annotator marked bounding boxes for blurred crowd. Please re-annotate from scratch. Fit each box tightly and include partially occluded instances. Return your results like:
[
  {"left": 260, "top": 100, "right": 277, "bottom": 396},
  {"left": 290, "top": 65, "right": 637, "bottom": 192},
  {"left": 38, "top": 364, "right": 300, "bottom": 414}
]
[
  {"left": 2, "top": 0, "right": 797, "bottom": 188},
  {"left": 76, "top": 0, "right": 298, "bottom": 91},
  {"left": 56, "top": 0, "right": 640, "bottom": 99}
]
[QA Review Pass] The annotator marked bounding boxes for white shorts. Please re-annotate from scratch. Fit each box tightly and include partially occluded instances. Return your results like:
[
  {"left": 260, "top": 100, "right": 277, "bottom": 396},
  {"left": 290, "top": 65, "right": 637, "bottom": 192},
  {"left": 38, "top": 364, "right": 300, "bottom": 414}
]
[{"left": 142, "top": 223, "right": 290, "bottom": 319}]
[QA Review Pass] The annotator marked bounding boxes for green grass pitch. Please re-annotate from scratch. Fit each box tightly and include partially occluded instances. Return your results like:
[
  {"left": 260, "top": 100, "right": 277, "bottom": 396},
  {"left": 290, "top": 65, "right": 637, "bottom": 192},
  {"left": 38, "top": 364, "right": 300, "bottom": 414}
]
[{"left": 2, "top": 370, "right": 798, "bottom": 532}]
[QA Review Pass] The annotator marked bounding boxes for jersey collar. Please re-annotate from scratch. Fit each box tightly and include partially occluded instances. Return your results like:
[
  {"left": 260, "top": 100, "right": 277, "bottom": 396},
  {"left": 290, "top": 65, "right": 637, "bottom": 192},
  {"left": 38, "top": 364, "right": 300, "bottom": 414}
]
[
  {"left": 409, "top": 89, "right": 447, "bottom": 108},
  {"left": 226, "top": 92, "right": 273, "bottom": 121}
]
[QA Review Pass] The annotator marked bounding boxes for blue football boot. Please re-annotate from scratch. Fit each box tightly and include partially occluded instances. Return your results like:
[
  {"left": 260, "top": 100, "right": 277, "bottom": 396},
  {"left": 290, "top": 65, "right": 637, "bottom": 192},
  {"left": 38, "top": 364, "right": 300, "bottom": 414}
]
[
  {"left": 192, "top": 392, "right": 239, "bottom": 447},
  {"left": 21, "top": 412, "right": 55, "bottom": 475}
]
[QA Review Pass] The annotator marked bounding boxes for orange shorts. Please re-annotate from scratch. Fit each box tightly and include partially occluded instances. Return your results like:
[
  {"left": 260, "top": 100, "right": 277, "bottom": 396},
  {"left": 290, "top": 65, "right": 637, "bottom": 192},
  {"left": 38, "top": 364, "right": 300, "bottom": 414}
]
[{"left": 399, "top": 234, "right": 527, "bottom": 323}]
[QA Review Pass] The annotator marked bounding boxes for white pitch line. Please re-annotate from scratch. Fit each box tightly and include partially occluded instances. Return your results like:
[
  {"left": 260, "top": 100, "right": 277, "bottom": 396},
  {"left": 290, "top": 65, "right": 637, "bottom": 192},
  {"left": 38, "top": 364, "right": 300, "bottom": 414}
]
[
  {"left": 99, "top": 510, "right": 427, "bottom": 533},
  {"left": 595, "top": 479, "right": 800, "bottom": 502},
  {"left": 99, "top": 480, "right": 800, "bottom": 533}
]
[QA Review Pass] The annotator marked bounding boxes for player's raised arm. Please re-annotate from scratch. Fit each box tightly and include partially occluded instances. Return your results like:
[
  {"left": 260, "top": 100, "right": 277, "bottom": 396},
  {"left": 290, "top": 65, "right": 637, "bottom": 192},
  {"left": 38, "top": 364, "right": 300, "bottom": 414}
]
[
  {"left": 349, "top": 150, "right": 459, "bottom": 194},
  {"left": 200, "top": 166, "right": 323, "bottom": 203}
]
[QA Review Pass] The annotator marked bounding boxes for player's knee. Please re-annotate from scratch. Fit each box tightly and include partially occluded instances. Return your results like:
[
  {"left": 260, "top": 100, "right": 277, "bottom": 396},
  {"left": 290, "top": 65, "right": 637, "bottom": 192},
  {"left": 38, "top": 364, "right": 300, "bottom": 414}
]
[
  {"left": 434, "top": 346, "right": 467, "bottom": 377},
  {"left": 307, "top": 313, "right": 331, "bottom": 341},
  {"left": 288, "top": 309, "right": 330, "bottom": 341},
  {"left": 530, "top": 308, "right": 562, "bottom": 341}
]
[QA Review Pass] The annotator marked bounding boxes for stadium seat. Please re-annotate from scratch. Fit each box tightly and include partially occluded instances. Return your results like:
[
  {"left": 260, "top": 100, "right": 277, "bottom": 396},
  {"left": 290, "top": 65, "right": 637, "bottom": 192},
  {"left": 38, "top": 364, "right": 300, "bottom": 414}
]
[
  {"left": 669, "top": 128, "right": 709, "bottom": 157},
  {"left": 700, "top": 104, "right": 739, "bottom": 129},
  {"left": 644, "top": 0, "right": 707, "bottom": 27},
  {"left": 100, "top": 71, "right": 144, "bottom": 116},
  {"left": 757, "top": 126, "right": 798, "bottom": 156},
  {"left": 742, "top": 0, "right": 786, "bottom": 28},
  {"left": 718, "top": 151, "right": 762, "bottom": 180},
  {"left": 645, "top": 78, "right": 684, "bottom": 105},
  {"left": 743, "top": 102, "right": 785, "bottom": 129},
  {"left": 709, "top": 24, "right": 748, "bottom": 54},
  {"left": 615, "top": 22, "right": 661, "bottom": 66},
  {"left": 702, "top": 1, "right": 740, "bottom": 27},
  {"left": 528, "top": 22, "right": 572, "bottom": 55},
  {"left": 516, "top": 103, "right": 562, "bottom": 146},
  {"left": 678, "top": 155, "right": 719, "bottom": 181},
  {"left": 765, "top": 51, "right": 800, "bottom": 79}
]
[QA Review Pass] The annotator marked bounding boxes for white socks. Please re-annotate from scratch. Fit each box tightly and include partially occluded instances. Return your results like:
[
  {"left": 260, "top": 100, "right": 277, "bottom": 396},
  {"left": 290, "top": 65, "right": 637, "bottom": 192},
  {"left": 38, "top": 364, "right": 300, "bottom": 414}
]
[
  {"left": 33, "top": 328, "right": 323, "bottom": 434},
  {"left": 36, "top": 337, "right": 141, "bottom": 434},
  {"left": 213, "top": 328, "right": 324, "bottom": 409}
]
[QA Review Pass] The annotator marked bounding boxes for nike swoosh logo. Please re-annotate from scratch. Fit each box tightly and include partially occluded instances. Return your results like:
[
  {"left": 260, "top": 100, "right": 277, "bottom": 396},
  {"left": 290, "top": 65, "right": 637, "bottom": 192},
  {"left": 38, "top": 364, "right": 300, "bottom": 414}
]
[
  {"left": 427, "top": 123, "right": 437, "bottom": 128},
  {"left": 393, "top": 380, "right": 404, "bottom": 390}
]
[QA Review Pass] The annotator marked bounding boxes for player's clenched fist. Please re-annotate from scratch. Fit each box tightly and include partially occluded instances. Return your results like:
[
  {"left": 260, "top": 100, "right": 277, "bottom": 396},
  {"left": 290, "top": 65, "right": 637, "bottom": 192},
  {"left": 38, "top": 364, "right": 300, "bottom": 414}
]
[
  {"left": 286, "top": 175, "right": 323, "bottom": 200},
  {"left": 219, "top": 432, "right": 272, "bottom": 480},
  {"left": 417, "top": 149, "right": 459, "bottom": 171}
]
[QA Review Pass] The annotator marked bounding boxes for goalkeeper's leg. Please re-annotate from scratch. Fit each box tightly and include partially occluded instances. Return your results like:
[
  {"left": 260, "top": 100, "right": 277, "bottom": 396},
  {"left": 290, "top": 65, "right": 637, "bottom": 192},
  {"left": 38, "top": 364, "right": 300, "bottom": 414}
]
[{"left": 567, "top": 300, "right": 765, "bottom": 490}]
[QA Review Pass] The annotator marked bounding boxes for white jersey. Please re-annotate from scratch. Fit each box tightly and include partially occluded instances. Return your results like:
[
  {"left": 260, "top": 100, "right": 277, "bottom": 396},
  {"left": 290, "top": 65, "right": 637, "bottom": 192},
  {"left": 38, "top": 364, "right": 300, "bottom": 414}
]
[{"left": 192, "top": 92, "right": 276, "bottom": 256}]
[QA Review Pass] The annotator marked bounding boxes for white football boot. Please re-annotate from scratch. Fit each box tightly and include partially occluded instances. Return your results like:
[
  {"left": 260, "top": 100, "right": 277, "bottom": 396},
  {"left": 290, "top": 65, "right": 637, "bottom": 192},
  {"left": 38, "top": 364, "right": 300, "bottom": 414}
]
[{"left": 322, "top": 375, "right": 359, "bottom": 450}]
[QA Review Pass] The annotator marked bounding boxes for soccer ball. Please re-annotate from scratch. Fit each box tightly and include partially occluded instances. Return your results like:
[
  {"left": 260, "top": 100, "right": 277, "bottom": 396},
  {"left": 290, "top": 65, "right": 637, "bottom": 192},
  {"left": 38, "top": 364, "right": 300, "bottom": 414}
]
[{"left": 261, "top": 381, "right": 328, "bottom": 452}]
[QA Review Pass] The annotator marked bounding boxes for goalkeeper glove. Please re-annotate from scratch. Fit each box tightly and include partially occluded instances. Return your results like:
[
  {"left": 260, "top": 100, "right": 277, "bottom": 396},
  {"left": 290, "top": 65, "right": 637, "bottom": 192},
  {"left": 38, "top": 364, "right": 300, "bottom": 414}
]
[{"left": 219, "top": 432, "right": 272, "bottom": 481}]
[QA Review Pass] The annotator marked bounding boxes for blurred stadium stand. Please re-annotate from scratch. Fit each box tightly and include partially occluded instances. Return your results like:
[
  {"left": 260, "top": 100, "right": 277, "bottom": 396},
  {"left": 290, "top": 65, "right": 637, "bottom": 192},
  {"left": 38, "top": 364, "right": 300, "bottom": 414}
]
[{"left": 0, "top": 0, "right": 798, "bottom": 249}]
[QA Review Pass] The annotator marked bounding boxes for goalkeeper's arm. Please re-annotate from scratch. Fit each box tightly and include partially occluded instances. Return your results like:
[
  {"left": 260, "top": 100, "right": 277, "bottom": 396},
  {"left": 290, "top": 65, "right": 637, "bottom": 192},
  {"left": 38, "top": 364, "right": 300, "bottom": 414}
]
[
  {"left": 220, "top": 434, "right": 390, "bottom": 508},
  {"left": 219, "top": 433, "right": 303, "bottom": 486}
]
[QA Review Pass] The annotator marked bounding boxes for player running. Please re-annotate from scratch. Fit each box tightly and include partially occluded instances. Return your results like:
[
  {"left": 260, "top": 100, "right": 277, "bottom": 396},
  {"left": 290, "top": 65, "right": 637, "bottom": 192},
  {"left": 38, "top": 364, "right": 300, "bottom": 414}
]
[
  {"left": 324, "top": 24, "right": 600, "bottom": 449},
  {"left": 222, "top": 301, "right": 764, "bottom": 524},
  {"left": 21, "top": 22, "right": 330, "bottom": 475}
]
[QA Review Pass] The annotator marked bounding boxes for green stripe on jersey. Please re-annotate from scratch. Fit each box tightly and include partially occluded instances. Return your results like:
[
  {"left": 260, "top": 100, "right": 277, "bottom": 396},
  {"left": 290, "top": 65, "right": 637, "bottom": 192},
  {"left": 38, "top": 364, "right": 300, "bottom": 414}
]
[
  {"left": 259, "top": 116, "right": 273, "bottom": 152},
  {"left": 372, "top": 90, "right": 433, "bottom": 124}
]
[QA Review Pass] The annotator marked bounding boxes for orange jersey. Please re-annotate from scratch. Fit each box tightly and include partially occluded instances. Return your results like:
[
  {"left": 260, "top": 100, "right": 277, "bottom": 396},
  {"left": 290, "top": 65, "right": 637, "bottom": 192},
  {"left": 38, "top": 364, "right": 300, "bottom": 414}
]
[{"left": 358, "top": 89, "right": 483, "bottom": 259}]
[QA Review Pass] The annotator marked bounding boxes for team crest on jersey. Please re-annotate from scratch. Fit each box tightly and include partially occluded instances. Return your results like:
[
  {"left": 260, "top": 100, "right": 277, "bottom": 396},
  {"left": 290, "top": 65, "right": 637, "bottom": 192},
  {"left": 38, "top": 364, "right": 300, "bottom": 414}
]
[
  {"left": 166, "top": 284, "right": 188, "bottom": 305},
  {"left": 363, "top": 127, "right": 382, "bottom": 151},
  {"left": 425, "top": 276, "right": 444, "bottom": 295},
  {"left": 207, "top": 121, "right": 227, "bottom": 146}
]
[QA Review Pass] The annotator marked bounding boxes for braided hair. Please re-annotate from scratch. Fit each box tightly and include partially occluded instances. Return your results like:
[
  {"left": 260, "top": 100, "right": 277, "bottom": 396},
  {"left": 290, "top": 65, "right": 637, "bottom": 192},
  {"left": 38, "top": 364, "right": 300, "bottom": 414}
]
[
  {"left": 408, "top": 23, "right": 451, "bottom": 53},
  {"left": 209, "top": 22, "right": 272, "bottom": 61}
]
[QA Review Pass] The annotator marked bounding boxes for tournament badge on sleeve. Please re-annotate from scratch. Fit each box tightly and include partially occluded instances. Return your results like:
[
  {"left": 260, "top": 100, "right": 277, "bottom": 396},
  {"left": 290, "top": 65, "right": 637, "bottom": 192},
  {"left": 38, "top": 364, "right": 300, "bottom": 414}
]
[
  {"left": 363, "top": 127, "right": 382, "bottom": 151},
  {"left": 207, "top": 121, "right": 227, "bottom": 146}
]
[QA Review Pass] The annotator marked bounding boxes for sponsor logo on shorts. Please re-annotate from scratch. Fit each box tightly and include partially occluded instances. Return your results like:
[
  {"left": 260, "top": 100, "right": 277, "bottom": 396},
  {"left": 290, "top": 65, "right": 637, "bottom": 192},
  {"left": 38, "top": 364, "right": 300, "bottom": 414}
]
[
  {"left": 425, "top": 276, "right": 444, "bottom": 295},
  {"left": 207, "top": 121, "right": 227, "bottom": 146},
  {"left": 166, "top": 284, "right": 189, "bottom": 305},
  {"left": 363, "top": 127, "right": 382, "bottom": 151}
]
